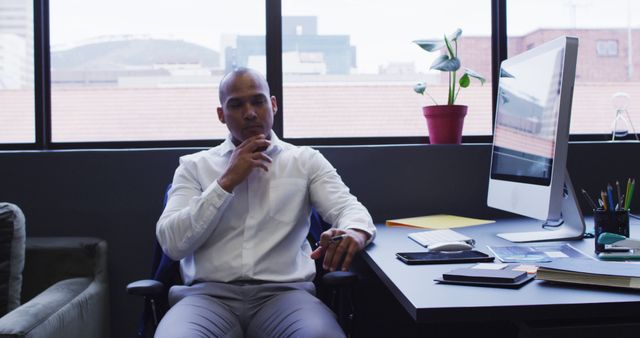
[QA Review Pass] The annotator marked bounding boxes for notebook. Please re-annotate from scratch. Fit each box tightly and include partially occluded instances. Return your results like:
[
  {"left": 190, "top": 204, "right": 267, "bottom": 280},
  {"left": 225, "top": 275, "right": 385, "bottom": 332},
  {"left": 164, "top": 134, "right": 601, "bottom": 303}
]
[
  {"left": 435, "top": 263, "right": 535, "bottom": 288},
  {"left": 408, "top": 229, "right": 475, "bottom": 248}
]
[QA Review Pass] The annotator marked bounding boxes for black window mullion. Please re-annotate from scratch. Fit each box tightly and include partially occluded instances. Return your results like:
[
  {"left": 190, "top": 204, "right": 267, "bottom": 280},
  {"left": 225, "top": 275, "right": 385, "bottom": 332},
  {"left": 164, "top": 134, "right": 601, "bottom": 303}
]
[
  {"left": 266, "top": 0, "right": 283, "bottom": 139},
  {"left": 491, "top": 0, "right": 507, "bottom": 136},
  {"left": 33, "top": 0, "right": 51, "bottom": 149}
]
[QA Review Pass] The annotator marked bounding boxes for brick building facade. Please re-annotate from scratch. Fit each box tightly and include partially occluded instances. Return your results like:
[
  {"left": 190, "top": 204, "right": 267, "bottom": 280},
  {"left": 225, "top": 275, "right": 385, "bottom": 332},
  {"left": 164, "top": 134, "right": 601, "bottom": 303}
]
[{"left": 458, "top": 29, "right": 639, "bottom": 83}]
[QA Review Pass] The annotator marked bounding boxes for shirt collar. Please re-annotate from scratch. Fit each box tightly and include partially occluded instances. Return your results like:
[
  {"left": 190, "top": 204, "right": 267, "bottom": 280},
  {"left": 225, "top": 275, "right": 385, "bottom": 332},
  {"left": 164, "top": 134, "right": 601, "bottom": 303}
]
[{"left": 218, "top": 130, "right": 283, "bottom": 156}]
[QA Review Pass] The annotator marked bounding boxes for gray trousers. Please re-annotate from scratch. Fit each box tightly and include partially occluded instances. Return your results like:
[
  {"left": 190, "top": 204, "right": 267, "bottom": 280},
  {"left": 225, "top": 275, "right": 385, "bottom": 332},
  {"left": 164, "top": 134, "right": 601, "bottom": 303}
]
[{"left": 154, "top": 281, "right": 346, "bottom": 338}]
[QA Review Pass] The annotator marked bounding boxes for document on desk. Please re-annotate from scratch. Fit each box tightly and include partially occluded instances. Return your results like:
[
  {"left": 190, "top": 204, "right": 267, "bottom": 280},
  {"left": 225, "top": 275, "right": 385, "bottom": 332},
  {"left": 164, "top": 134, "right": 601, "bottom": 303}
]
[
  {"left": 487, "top": 243, "right": 594, "bottom": 263},
  {"left": 385, "top": 214, "right": 495, "bottom": 229}
]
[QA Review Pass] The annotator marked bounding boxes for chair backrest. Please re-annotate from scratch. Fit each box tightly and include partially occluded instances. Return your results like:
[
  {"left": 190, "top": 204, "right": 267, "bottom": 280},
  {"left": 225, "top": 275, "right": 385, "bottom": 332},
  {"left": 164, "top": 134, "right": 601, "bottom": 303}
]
[{"left": 308, "top": 208, "right": 332, "bottom": 247}]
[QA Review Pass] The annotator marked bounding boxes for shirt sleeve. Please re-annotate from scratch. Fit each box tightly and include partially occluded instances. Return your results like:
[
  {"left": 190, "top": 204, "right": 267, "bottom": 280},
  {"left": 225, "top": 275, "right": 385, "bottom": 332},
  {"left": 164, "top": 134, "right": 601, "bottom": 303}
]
[
  {"left": 306, "top": 149, "right": 376, "bottom": 245},
  {"left": 156, "top": 157, "right": 233, "bottom": 260}
]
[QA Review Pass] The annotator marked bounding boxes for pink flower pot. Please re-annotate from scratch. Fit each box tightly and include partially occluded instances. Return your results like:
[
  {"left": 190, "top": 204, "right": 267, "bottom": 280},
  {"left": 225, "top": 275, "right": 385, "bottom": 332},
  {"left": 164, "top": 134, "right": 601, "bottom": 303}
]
[{"left": 422, "top": 105, "right": 468, "bottom": 144}]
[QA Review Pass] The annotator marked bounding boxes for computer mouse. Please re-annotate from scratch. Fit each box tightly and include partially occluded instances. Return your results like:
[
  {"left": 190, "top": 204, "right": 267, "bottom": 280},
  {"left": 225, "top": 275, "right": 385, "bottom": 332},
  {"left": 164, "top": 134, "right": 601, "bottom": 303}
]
[{"left": 428, "top": 241, "right": 473, "bottom": 252}]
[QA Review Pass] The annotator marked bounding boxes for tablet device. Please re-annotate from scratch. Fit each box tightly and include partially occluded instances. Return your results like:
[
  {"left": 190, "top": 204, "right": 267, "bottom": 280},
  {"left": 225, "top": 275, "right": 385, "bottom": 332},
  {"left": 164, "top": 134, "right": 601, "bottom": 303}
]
[{"left": 396, "top": 250, "right": 494, "bottom": 265}]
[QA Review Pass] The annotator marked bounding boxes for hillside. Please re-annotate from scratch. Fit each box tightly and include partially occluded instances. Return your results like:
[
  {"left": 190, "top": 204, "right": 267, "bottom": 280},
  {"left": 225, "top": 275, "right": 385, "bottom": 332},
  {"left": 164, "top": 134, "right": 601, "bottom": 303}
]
[{"left": 51, "top": 39, "right": 220, "bottom": 70}]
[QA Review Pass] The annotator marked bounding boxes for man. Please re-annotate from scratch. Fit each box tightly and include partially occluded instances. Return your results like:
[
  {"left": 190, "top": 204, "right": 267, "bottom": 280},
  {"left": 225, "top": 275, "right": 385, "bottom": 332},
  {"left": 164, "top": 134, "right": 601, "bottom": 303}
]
[{"left": 155, "top": 67, "right": 375, "bottom": 338}]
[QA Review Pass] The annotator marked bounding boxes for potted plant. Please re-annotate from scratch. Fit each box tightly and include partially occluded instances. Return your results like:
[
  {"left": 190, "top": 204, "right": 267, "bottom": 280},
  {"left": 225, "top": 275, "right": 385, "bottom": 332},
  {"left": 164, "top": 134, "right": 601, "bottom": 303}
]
[{"left": 413, "top": 29, "right": 485, "bottom": 144}]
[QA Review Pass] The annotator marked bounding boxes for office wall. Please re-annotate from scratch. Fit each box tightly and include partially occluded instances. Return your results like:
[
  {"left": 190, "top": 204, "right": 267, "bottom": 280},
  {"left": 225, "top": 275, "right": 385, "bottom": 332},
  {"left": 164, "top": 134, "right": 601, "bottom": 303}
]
[{"left": 0, "top": 142, "right": 638, "bottom": 337}]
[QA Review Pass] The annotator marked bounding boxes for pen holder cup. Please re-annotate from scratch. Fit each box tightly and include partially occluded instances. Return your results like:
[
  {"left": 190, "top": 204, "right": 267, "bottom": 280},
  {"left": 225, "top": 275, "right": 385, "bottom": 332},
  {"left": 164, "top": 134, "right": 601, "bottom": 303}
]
[{"left": 594, "top": 209, "right": 630, "bottom": 253}]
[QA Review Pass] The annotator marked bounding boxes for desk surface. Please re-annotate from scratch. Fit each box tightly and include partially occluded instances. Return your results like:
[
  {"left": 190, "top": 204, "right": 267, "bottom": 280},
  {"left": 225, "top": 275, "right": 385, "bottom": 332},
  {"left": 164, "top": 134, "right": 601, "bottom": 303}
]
[{"left": 361, "top": 217, "right": 640, "bottom": 323}]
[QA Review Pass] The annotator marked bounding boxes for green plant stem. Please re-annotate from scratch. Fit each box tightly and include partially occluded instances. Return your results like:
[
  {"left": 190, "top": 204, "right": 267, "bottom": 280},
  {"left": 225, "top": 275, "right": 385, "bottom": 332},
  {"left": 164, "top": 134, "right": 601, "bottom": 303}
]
[
  {"left": 450, "top": 71, "right": 456, "bottom": 105},
  {"left": 448, "top": 40, "right": 459, "bottom": 105}
]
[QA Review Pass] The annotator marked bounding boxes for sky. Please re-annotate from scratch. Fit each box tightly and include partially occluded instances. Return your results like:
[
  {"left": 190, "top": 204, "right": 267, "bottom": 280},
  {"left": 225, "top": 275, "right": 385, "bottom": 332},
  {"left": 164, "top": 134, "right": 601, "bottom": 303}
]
[{"left": 49, "top": 0, "right": 640, "bottom": 74}]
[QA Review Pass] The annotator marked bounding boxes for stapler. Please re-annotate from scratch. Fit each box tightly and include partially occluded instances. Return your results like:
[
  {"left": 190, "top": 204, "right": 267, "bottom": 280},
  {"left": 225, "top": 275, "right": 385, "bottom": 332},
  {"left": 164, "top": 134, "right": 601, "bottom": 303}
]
[{"left": 596, "top": 232, "right": 640, "bottom": 260}]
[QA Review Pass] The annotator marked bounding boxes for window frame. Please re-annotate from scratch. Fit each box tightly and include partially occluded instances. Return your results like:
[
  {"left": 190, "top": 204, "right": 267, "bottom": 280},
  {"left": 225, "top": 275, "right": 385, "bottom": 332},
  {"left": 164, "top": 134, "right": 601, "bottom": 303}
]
[{"left": 0, "top": 0, "right": 629, "bottom": 150}]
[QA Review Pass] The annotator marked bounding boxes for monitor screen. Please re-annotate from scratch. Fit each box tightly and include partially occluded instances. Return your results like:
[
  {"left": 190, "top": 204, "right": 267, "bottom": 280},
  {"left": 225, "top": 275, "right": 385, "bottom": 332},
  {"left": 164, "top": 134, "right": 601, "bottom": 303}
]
[
  {"left": 491, "top": 44, "right": 566, "bottom": 186},
  {"left": 487, "top": 36, "right": 584, "bottom": 243}
]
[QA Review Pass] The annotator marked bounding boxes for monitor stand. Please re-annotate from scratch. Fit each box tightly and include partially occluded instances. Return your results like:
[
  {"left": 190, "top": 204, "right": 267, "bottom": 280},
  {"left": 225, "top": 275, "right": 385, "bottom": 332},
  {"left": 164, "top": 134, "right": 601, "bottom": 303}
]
[{"left": 497, "top": 170, "right": 585, "bottom": 243}]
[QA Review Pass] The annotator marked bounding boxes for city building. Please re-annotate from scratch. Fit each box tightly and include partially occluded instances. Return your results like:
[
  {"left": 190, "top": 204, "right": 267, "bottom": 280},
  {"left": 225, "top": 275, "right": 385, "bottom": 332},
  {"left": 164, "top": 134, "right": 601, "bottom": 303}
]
[
  {"left": 459, "top": 28, "right": 640, "bottom": 83},
  {"left": 226, "top": 16, "right": 356, "bottom": 74},
  {"left": 0, "top": 0, "right": 33, "bottom": 89}
]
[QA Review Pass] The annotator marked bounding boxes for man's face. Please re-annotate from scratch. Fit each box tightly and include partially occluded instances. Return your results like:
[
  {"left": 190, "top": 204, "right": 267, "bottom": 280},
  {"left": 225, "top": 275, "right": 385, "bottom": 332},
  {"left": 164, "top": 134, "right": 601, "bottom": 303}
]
[{"left": 217, "top": 72, "right": 277, "bottom": 145}]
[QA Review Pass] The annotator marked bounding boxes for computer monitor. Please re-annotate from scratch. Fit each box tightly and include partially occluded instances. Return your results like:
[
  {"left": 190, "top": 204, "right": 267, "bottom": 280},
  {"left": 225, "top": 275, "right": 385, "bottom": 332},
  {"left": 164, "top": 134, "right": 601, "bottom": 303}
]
[{"left": 487, "top": 36, "right": 585, "bottom": 243}]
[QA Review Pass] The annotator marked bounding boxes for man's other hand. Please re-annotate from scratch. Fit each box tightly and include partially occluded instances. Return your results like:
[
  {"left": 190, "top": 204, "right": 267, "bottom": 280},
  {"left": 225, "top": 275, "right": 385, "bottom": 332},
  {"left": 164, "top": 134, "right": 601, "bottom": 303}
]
[
  {"left": 218, "top": 134, "right": 272, "bottom": 192},
  {"left": 310, "top": 228, "right": 369, "bottom": 272}
]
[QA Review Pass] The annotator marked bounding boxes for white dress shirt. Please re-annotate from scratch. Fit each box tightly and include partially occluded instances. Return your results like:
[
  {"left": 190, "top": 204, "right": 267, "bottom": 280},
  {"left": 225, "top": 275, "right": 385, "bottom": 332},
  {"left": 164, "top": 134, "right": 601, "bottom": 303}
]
[{"left": 156, "top": 132, "right": 376, "bottom": 285}]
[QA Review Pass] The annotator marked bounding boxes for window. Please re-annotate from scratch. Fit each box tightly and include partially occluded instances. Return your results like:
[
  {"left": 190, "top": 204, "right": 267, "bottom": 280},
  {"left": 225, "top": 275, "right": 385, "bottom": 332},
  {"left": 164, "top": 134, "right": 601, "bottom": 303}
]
[
  {"left": 596, "top": 39, "right": 618, "bottom": 56},
  {"left": 279, "top": 0, "right": 493, "bottom": 139},
  {"left": 8, "top": 1, "right": 638, "bottom": 149},
  {"left": 0, "top": 0, "right": 35, "bottom": 144},
  {"left": 48, "top": 0, "right": 265, "bottom": 143},
  {"left": 507, "top": 0, "right": 640, "bottom": 136}
]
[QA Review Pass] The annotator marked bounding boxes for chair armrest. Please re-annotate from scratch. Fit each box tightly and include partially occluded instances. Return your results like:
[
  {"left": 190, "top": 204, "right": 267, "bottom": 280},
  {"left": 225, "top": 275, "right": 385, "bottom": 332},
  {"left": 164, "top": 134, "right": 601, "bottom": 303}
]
[
  {"left": 127, "top": 279, "right": 165, "bottom": 297},
  {"left": 0, "top": 277, "right": 108, "bottom": 338},
  {"left": 322, "top": 271, "right": 358, "bottom": 286},
  {"left": 320, "top": 271, "right": 358, "bottom": 333}
]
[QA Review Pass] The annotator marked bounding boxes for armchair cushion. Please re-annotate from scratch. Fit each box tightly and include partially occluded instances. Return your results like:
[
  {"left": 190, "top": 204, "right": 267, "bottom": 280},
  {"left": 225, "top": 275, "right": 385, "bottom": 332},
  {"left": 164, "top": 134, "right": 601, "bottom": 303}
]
[
  {"left": 0, "top": 277, "right": 91, "bottom": 337},
  {"left": 0, "top": 203, "right": 26, "bottom": 316}
]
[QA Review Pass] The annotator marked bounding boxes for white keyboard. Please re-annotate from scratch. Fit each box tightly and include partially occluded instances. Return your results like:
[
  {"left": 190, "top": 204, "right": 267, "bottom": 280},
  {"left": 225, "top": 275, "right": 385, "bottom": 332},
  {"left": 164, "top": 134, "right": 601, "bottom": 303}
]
[{"left": 408, "top": 229, "right": 475, "bottom": 248}]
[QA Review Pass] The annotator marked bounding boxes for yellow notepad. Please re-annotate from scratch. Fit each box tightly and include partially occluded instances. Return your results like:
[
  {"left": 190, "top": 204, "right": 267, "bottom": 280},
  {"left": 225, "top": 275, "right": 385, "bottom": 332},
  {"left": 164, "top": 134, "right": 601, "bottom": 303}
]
[{"left": 385, "top": 214, "right": 495, "bottom": 229}]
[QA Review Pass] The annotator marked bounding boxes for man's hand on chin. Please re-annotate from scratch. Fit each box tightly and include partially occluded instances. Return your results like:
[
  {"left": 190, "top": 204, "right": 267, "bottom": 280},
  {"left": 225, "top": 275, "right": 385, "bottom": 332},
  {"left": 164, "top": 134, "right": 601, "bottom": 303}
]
[{"left": 218, "top": 134, "right": 272, "bottom": 192}]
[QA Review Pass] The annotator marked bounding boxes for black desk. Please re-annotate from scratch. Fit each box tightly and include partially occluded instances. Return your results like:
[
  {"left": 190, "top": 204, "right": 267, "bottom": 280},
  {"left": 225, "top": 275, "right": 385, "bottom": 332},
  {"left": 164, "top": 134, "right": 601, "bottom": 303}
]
[{"left": 361, "top": 218, "right": 640, "bottom": 328}]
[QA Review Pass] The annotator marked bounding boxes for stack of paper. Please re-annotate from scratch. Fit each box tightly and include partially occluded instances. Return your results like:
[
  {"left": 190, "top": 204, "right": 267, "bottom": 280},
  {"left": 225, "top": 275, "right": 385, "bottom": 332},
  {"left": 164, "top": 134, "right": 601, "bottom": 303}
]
[{"left": 536, "top": 259, "right": 640, "bottom": 289}]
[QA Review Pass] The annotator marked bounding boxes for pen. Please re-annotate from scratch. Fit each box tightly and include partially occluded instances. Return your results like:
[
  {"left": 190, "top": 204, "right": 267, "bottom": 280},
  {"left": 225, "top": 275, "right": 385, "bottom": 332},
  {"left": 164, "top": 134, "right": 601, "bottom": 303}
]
[
  {"left": 601, "top": 191, "right": 608, "bottom": 211},
  {"left": 316, "top": 234, "right": 346, "bottom": 248},
  {"left": 607, "top": 184, "right": 615, "bottom": 212},
  {"left": 580, "top": 188, "right": 597, "bottom": 210},
  {"left": 627, "top": 178, "right": 636, "bottom": 210},
  {"left": 330, "top": 234, "right": 346, "bottom": 243},
  {"left": 616, "top": 181, "right": 623, "bottom": 210},
  {"left": 624, "top": 178, "right": 632, "bottom": 210}
]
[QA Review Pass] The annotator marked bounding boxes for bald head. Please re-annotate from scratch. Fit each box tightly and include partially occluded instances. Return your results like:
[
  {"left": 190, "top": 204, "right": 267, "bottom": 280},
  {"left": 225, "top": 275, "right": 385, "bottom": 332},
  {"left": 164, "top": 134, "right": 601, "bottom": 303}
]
[{"left": 218, "top": 68, "right": 271, "bottom": 105}]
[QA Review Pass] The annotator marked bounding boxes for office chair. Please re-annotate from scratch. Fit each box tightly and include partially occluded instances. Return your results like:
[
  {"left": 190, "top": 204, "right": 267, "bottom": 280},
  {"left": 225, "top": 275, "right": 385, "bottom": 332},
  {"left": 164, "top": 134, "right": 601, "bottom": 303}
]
[{"left": 127, "top": 186, "right": 358, "bottom": 337}]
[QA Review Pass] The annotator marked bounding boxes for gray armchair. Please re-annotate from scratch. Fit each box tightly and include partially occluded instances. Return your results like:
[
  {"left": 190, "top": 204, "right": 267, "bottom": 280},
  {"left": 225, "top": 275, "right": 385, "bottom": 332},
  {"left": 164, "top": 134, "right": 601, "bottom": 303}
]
[{"left": 0, "top": 203, "right": 109, "bottom": 338}]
